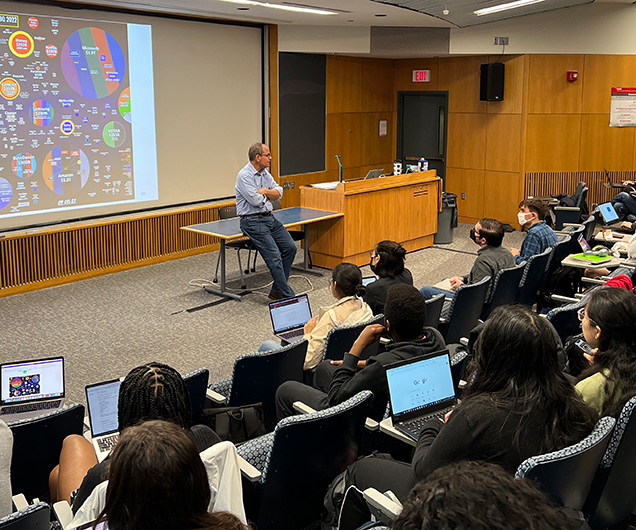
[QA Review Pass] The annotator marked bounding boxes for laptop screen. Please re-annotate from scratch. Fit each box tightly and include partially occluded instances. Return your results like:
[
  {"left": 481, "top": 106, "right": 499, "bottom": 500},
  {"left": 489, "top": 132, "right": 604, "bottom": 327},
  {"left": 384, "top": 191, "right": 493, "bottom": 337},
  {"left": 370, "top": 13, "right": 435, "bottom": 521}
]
[
  {"left": 269, "top": 294, "right": 312, "bottom": 334},
  {"left": 0, "top": 357, "right": 64, "bottom": 405},
  {"left": 599, "top": 202, "right": 619, "bottom": 224},
  {"left": 386, "top": 351, "right": 455, "bottom": 419},
  {"left": 362, "top": 276, "right": 376, "bottom": 287},
  {"left": 86, "top": 379, "right": 121, "bottom": 437},
  {"left": 578, "top": 234, "right": 592, "bottom": 252}
]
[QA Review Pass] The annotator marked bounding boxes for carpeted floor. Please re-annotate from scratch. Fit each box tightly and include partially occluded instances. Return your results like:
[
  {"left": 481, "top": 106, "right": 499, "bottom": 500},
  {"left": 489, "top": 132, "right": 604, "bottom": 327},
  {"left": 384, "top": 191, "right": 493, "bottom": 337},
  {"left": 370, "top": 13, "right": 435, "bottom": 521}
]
[{"left": 0, "top": 223, "right": 525, "bottom": 407}]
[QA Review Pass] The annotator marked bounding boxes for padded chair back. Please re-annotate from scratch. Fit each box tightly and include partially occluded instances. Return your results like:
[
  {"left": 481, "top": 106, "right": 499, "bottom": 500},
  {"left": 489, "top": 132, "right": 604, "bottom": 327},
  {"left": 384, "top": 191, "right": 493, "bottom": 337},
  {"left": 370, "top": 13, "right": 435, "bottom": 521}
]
[
  {"left": 517, "top": 247, "right": 552, "bottom": 307},
  {"left": 545, "top": 287, "right": 602, "bottom": 344},
  {"left": 423, "top": 293, "right": 445, "bottom": 329},
  {"left": 482, "top": 262, "right": 526, "bottom": 319},
  {"left": 515, "top": 416, "right": 615, "bottom": 510},
  {"left": 8, "top": 404, "right": 84, "bottom": 503},
  {"left": 228, "top": 340, "right": 307, "bottom": 431},
  {"left": 585, "top": 397, "right": 636, "bottom": 530},
  {"left": 439, "top": 276, "right": 490, "bottom": 345},
  {"left": 450, "top": 350, "right": 469, "bottom": 391},
  {"left": 256, "top": 391, "right": 373, "bottom": 530},
  {"left": 582, "top": 213, "right": 597, "bottom": 242},
  {"left": 0, "top": 421, "right": 12, "bottom": 518},
  {"left": 184, "top": 368, "right": 210, "bottom": 424},
  {"left": 544, "top": 234, "right": 575, "bottom": 281},
  {"left": 323, "top": 314, "right": 385, "bottom": 362},
  {"left": 0, "top": 502, "right": 49, "bottom": 530}
]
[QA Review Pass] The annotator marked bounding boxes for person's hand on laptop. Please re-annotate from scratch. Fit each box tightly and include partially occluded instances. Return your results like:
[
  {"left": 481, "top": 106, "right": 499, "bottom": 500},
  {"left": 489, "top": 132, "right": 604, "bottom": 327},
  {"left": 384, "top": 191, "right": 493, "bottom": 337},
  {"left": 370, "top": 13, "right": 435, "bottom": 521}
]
[
  {"left": 443, "top": 409, "right": 454, "bottom": 423},
  {"left": 304, "top": 316, "right": 318, "bottom": 334},
  {"left": 348, "top": 324, "right": 386, "bottom": 359}
]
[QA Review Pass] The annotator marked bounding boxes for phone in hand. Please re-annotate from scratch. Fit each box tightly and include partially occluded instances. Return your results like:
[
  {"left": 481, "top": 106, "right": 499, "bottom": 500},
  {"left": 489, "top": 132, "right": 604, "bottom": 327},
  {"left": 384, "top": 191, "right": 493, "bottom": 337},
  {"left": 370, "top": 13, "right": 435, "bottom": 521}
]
[{"left": 575, "top": 338, "right": 595, "bottom": 356}]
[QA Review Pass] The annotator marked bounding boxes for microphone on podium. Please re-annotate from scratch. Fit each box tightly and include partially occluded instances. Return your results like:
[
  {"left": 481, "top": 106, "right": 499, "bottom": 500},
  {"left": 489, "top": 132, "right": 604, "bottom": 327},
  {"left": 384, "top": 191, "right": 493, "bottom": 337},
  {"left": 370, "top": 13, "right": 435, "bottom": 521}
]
[{"left": 335, "top": 154, "right": 343, "bottom": 183}]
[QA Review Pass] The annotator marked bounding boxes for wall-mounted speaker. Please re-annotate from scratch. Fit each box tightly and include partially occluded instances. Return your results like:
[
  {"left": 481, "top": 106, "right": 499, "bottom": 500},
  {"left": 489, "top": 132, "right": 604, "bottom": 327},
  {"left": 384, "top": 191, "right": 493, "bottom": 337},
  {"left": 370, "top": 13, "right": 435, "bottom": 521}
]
[{"left": 480, "top": 63, "right": 505, "bottom": 102}]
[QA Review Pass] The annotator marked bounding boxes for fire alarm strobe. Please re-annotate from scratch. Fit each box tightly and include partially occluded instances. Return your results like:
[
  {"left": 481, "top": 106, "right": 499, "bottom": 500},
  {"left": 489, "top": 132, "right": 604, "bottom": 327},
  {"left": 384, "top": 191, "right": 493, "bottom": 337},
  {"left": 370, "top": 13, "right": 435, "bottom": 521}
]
[{"left": 567, "top": 71, "right": 578, "bottom": 82}]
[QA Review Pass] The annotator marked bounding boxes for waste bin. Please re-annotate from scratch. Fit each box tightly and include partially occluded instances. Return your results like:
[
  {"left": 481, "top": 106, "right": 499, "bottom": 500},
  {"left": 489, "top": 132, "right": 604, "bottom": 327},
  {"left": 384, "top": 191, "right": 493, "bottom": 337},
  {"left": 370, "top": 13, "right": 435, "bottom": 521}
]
[{"left": 434, "top": 192, "right": 458, "bottom": 244}]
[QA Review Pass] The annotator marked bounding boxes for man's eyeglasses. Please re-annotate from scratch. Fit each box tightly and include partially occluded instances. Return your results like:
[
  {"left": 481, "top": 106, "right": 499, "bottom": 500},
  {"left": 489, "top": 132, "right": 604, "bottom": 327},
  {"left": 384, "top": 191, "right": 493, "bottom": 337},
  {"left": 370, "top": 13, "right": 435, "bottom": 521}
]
[{"left": 259, "top": 153, "right": 272, "bottom": 158}]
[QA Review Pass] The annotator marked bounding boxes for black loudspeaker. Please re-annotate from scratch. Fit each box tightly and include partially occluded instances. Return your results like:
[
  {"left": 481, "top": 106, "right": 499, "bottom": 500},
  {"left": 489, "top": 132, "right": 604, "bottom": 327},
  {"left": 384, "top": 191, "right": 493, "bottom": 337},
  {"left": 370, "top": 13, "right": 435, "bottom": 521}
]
[{"left": 480, "top": 63, "right": 505, "bottom": 101}]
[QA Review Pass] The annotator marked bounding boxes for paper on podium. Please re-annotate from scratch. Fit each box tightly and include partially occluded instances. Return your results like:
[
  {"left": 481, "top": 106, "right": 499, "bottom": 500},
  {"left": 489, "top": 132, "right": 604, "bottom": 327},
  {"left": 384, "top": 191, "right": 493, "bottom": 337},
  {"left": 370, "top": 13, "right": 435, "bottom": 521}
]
[{"left": 310, "top": 182, "right": 339, "bottom": 190}]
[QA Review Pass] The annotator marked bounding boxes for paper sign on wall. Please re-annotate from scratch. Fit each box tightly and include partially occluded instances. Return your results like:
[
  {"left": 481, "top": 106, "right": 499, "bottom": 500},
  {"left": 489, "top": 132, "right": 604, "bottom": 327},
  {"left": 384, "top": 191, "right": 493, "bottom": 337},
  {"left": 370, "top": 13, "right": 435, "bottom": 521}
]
[{"left": 610, "top": 87, "right": 636, "bottom": 127}]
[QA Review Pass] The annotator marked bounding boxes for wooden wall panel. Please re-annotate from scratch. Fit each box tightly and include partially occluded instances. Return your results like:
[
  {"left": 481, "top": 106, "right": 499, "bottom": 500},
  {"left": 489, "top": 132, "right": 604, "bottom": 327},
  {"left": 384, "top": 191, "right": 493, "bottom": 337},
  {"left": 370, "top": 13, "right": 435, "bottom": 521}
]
[
  {"left": 527, "top": 55, "right": 585, "bottom": 114},
  {"left": 362, "top": 59, "right": 395, "bottom": 112},
  {"left": 525, "top": 114, "right": 582, "bottom": 172},
  {"left": 483, "top": 171, "right": 524, "bottom": 225},
  {"left": 393, "top": 58, "right": 440, "bottom": 94},
  {"left": 485, "top": 113, "right": 523, "bottom": 173},
  {"left": 326, "top": 56, "right": 363, "bottom": 113},
  {"left": 582, "top": 55, "right": 636, "bottom": 114},
  {"left": 269, "top": 25, "right": 279, "bottom": 178},
  {"left": 438, "top": 56, "right": 488, "bottom": 114},
  {"left": 326, "top": 113, "right": 363, "bottom": 170},
  {"left": 361, "top": 112, "right": 394, "bottom": 166},
  {"left": 486, "top": 55, "right": 525, "bottom": 115},
  {"left": 447, "top": 113, "right": 487, "bottom": 170},
  {"left": 579, "top": 113, "right": 636, "bottom": 171},
  {"left": 445, "top": 168, "right": 485, "bottom": 221}
]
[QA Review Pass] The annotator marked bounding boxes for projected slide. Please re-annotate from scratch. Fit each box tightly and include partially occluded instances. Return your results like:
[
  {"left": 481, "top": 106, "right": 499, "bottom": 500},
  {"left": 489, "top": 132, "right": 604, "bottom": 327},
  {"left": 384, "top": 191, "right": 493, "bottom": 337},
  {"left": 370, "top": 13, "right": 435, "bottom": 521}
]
[{"left": 0, "top": 10, "right": 158, "bottom": 223}]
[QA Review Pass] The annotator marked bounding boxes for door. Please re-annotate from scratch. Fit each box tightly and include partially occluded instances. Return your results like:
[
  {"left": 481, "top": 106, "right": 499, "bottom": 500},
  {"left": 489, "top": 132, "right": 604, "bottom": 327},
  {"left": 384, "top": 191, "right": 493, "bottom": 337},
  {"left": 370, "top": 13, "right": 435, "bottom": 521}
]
[{"left": 397, "top": 92, "right": 448, "bottom": 188}]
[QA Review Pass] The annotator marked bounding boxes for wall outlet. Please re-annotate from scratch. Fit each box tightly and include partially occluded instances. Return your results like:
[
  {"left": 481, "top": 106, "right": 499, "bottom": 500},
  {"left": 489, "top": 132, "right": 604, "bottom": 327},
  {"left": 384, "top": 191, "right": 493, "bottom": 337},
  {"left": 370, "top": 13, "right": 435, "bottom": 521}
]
[
  {"left": 493, "top": 36, "right": 509, "bottom": 45},
  {"left": 283, "top": 181, "right": 295, "bottom": 190},
  {"left": 461, "top": 192, "right": 466, "bottom": 200}
]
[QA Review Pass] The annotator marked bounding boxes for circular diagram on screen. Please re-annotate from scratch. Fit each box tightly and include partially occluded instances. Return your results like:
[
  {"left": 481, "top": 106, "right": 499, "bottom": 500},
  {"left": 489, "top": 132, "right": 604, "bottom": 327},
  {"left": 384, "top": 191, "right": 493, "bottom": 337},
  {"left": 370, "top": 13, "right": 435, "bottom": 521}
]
[
  {"left": 12, "top": 152, "right": 37, "bottom": 178},
  {"left": 61, "top": 27, "right": 125, "bottom": 99},
  {"left": 42, "top": 145, "right": 90, "bottom": 195},
  {"left": 103, "top": 121, "right": 126, "bottom": 148},
  {"left": 118, "top": 87, "right": 131, "bottom": 123},
  {"left": 31, "top": 100, "right": 54, "bottom": 126},
  {"left": 0, "top": 177, "right": 13, "bottom": 209}
]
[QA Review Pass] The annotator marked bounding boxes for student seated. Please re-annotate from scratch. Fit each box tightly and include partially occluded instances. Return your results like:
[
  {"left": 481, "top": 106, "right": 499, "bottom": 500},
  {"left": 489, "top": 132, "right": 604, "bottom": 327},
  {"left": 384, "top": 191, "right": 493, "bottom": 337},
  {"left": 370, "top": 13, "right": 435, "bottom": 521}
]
[
  {"left": 364, "top": 240, "right": 413, "bottom": 316},
  {"left": 275, "top": 284, "right": 445, "bottom": 422},
  {"left": 419, "top": 218, "right": 514, "bottom": 300},
  {"left": 92, "top": 420, "right": 248, "bottom": 530},
  {"left": 510, "top": 198, "right": 558, "bottom": 264},
  {"left": 336, "top": 305, "right": 596, "bottom": 522},
  {"left": 50, "top": 362, "right": 220, "bottom": 511},
  {"left": 611, "top": 181, "right": 636, "bottom": 223},
  {"left": 261, "top": 262, "right": 373, "bottom": 371},
  {"left": 575, "top": 287, "right": 636, "bottom": 416}
]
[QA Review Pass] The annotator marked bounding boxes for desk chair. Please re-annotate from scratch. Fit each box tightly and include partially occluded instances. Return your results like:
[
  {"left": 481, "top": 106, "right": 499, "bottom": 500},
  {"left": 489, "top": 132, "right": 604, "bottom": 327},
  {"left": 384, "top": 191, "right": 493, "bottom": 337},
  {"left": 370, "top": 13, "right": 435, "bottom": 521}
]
[
  {"left": 183, "top": 368, "right": 209, "bottom": 425},
  {"left": 322, "top": 314, "right": 385, "bottom": 362},
  {"left": 423, "top": 293, "right": 445, "bottom": 328},
  {"left": 237, "top": 391, "right": 373, "bottom": 530},
  {"left": 8, "top": 403, "right": 85, "bottom": 504},
  {"left": 518, "top": 247, "right": 552, "bottom": 307},
  {"left": 515, "top": 416, "right": 615, "bottom": 511},
  {"left": 438, "top": 276, "right": 490, "bottom": 345},
  {"left": 207, "top": 340, "right": 307, "bottom": 431},
  {"left": 482, "top": 262, "right": 526, "bottom": 320},
  {"left": 0, "top": 502, "right": 49, "bottom": 530}
]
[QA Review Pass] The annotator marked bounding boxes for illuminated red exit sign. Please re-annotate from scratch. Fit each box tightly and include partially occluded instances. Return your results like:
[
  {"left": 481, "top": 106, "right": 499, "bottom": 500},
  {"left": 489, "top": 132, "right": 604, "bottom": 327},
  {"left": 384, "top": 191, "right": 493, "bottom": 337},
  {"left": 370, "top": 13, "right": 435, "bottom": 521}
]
[{"left": 412, "top": 69, "right": 431, "bottom": 82}]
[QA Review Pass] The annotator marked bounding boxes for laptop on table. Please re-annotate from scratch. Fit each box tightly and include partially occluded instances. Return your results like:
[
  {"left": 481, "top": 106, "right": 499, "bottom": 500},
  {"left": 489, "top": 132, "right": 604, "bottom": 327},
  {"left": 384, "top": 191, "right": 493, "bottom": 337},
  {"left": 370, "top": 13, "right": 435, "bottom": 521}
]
[
  {"left": 268, "top": 294, "right": 312, "bottom": 343},
  {"left": 385, "top": 350, "right": 457, "bottom": 442},
  {"left": 0, "top": 357, "right": 66, "bottom": 422},
  {"left": 85, "top": 378, "right": 122, "bottom": 462}
]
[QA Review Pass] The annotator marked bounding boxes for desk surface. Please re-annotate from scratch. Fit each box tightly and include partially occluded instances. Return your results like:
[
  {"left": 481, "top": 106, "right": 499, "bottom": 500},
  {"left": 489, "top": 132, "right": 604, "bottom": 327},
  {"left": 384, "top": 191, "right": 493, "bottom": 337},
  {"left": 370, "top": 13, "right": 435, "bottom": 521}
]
[
  {"left": 181, "top": 207, "right": 343, "bottom": 240},
  {"left": 562, "top": 254, "right": 623, "bottom": 269}
]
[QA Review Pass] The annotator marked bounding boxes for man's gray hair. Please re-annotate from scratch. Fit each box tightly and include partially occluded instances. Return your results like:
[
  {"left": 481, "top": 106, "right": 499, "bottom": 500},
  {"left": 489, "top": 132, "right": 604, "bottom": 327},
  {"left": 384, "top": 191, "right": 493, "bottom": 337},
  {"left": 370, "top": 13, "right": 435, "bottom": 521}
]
[{"left": 248, "top": 142, "right": 265, "bottom": 161}]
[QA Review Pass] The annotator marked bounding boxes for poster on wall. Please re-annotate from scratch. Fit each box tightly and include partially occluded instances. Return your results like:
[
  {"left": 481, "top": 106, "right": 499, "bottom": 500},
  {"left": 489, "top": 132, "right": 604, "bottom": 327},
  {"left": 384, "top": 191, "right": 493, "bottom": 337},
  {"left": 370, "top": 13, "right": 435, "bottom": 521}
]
[{"left": 610, "top": 87, "right": 636, "bottom": 127}]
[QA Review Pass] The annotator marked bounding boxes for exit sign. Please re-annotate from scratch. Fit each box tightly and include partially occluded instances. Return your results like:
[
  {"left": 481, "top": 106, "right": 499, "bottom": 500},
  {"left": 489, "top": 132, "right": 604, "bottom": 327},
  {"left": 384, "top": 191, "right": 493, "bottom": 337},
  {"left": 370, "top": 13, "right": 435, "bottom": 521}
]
[{"left": 412, "top": 69, "right": 431, "bottom": 82}]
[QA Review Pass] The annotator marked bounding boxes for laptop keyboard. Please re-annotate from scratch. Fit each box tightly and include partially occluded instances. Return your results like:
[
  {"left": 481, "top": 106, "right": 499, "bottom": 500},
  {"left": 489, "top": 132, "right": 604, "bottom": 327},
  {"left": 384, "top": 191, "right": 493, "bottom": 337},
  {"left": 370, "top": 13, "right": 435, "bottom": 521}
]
[
  {"left": 396, "top": 406, "right": 454, "bottom": 440},
  {"left": 0, "top": 399, "right": 62, "bottom": 415},
  {"left": 278, "top": 328, "right": 305, "bottom": 342},
  {"left": 96, "top": 433, "right": 119, "bottom": 452}
]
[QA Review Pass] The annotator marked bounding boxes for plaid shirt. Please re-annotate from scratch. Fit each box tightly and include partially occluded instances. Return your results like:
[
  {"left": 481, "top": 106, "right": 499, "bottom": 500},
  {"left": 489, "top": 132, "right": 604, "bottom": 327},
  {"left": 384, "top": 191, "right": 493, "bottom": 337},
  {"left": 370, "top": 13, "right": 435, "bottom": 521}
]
[{"left": 515, "top": 221, "right": 558, "bottom": 264}]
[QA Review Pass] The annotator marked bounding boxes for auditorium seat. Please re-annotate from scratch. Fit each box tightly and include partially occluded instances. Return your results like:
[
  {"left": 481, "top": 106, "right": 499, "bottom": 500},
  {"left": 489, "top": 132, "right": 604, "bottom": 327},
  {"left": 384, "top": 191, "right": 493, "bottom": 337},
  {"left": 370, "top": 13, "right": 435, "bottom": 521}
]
[{"left": 0, "top": 502, "right": 49, "bottom": 530}]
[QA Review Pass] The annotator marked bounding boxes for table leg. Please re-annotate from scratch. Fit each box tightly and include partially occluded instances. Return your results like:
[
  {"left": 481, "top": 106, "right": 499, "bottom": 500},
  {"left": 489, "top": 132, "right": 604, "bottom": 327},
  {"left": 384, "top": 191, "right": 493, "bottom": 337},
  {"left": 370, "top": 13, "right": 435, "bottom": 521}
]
[
  {"left": 291, "top": 224, "right": 323, "bottom": 276},
  {"left": 204, "top": 239, "right": 243, "bottom": 300}
]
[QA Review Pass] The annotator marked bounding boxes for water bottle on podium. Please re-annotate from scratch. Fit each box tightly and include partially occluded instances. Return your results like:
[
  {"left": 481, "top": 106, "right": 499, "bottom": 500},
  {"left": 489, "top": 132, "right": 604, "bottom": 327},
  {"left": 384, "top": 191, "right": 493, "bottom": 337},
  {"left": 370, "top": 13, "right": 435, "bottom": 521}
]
[{"left": 418, "top": 157, "right": 429, "bottom": 172}]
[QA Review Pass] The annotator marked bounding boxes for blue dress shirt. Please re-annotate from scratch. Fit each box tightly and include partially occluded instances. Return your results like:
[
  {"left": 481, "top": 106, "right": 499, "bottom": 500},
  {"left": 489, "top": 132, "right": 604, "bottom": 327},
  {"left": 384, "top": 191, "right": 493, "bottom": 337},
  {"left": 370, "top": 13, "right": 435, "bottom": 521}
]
[{"left": 235, "top": 162, "right": 283, "bottom": 216}]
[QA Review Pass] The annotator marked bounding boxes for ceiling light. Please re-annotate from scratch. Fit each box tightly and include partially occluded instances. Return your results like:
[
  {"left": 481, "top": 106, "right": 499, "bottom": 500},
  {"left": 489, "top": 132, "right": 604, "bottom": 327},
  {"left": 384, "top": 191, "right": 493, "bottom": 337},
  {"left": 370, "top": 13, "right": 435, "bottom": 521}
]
[
  {"left": 474, "top": 0, "right": 545, "bottom": 16},
  {"left": 216, "top": 0, "right": 338, "bottom": 15}
]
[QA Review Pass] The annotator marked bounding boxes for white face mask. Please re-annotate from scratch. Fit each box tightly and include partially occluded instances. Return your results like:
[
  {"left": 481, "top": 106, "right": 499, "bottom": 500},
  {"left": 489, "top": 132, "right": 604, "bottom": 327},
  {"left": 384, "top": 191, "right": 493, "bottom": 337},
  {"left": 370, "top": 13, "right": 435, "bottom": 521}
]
[{"left": 518, "top": 212, "right": 530, "bottom": 225}]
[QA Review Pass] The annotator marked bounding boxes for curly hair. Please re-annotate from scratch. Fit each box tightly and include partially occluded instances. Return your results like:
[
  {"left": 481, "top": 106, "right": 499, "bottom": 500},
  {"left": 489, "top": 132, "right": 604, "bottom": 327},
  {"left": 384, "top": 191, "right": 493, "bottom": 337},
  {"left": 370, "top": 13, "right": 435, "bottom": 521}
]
[
  {"left": 391, "top": 461, "right": 580, "bottom": 530},
  {"left": 577, "top": 287, "right": 636, "bottom": 416},
  {"left": 383, "top": 284, "right": 427, "bottom": 341},
  {"left": 373, "top": 240, "right": 407, "bottom": 278}
]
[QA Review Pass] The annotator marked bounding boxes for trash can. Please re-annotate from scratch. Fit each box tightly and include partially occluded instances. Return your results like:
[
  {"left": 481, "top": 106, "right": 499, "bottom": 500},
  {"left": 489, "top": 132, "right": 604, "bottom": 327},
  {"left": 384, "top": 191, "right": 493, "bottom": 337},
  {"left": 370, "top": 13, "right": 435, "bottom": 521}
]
[{"left": 434, "top": 192, "right": 458, "bottom": 244}]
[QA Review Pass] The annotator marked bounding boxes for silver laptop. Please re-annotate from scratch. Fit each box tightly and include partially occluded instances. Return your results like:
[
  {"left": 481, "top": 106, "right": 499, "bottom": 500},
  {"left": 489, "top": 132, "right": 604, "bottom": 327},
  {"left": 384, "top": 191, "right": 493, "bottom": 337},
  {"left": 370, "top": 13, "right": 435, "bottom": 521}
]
[
  {"left": 364, "top": 169, "right": 384, "bottom": 180},
  {"left": 85, "top": 378, "right": 122, "bottom": 462},
  {"left": 385, "top": 350, "right": 457, "bottom": 442},
  {"left": 268, "top": 294, "right": 312, "bottom": 342},
  {"left": 0, "top": 357, "right": 65, "bottom": 422}
]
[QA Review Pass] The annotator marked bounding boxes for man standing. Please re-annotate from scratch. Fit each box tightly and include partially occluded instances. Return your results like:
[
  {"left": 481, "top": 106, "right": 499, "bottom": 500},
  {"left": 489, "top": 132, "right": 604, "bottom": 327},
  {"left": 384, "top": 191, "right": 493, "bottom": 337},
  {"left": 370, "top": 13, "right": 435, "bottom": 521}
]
[
  {"left": 236, "top": 143, "right": 296, "bottom": 300},
  {"left": 510, "top": 198, "right": 558, "bottom": 264},
  {"left": 419, "top": 218, "right": 515, "bottom": 299}
]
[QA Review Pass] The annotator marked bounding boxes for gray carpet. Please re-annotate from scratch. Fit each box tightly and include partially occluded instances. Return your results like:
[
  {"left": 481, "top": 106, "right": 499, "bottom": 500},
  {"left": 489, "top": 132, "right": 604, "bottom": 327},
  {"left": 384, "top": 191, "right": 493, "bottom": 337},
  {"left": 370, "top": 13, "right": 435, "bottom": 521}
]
[{"left": 0, "top": 223, "right": 525, "bottom": 407}]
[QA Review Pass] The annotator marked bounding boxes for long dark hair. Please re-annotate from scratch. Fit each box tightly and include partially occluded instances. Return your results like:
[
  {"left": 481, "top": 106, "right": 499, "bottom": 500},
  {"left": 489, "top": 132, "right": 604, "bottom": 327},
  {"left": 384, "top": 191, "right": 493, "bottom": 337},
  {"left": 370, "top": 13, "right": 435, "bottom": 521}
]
[
  {"left": 332, "top": 262, "right": 365, "bottom": 298},
  {"left": 95, "top": 420, "right": 248, "bottom": 530},
  {"left": 373, "top": 240, "right": 406, "bottom": 278},
  {"left": 577, "top": 287, "right": 636, "bottom": 416},
  {"left": 465, "top": 305, "right": 596, "bottom": 453}
]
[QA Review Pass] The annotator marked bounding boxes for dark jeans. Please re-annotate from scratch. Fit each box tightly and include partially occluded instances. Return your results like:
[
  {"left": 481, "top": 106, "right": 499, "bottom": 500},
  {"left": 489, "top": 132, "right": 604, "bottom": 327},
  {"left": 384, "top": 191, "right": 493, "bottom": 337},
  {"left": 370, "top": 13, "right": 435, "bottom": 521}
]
[
  {"left": 275, "top": 380, "right": 330, "bottom": 421},
  {"left": 611, "top": 192, "right": 636, "bottom": 219},
  {"left": 240, "top": 214, "right": 297, "bottom": 297}
]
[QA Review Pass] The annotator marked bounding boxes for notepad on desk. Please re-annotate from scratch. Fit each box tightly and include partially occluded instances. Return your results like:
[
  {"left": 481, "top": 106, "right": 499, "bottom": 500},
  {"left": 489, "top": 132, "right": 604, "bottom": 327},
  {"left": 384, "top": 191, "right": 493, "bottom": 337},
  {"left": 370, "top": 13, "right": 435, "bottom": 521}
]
[{"left": 569, "top": 253, "right": 613, "bottom": 264}]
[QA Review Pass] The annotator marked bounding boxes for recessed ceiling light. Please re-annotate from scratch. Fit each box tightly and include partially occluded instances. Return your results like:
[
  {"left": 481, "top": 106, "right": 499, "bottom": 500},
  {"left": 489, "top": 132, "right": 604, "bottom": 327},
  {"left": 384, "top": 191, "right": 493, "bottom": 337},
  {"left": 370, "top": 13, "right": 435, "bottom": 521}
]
[
  {"left": 474, "top": 0, "right": 545, "bottom": 16},
  {"left": 375, "top": 13, "right": 387, "bottom": 17},
  {"left": 216, "top": 0, "right": 338, "bottom": 15},
  {"left": 237, "top": 6, "right": 249, "bottom": 9}
]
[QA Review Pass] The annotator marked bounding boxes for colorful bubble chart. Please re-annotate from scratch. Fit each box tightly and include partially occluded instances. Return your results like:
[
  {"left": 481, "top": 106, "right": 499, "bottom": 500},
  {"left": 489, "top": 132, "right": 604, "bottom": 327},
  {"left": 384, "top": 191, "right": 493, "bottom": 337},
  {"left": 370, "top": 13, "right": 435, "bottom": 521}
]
[
  {"left": 0, "top": 177, "right": 13, "bottom": 209},
  {"left": 0, "top": 78, "right": 20, "bottom": 100},
  {"left": 12, "top": 152, "right": 37, "bottom": 178},
  {"left": 42, "top": 145, "right": 90, "bottom": 195},
  {"left": 103, "top": 121, "right": 126, "bottom": 148},
  {"left": 9, "top": 31, "right": 34, "bottom": 58},
  {"left": 61, "top": 27, "right": 126, "bottom": 99},
  {"left": 31, "top": 100, "right": 54, "bottom": 126},
  {"left": 118, "top": 87, "right": 131, "bottom": 122}
]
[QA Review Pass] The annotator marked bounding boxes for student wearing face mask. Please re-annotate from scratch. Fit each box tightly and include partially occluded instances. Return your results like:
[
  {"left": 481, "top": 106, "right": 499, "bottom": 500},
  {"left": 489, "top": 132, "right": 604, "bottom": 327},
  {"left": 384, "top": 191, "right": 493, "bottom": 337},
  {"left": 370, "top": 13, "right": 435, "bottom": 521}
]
[
  {"left": 419, "top": 218, "right": 515, "bottom": 300},
  {"left": 365, "top": 240, "right": 413, "bottom": 315},
  {"left": 510, "top": 199, "right": 558, "bottom": 264}
]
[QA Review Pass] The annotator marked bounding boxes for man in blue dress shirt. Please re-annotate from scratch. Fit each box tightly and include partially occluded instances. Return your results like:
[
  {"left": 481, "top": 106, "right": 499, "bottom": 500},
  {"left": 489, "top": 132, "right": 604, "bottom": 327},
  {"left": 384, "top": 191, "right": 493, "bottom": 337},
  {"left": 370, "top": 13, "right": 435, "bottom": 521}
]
[{"left": 236, "top": 142, "right": 296, "bottom": 300}]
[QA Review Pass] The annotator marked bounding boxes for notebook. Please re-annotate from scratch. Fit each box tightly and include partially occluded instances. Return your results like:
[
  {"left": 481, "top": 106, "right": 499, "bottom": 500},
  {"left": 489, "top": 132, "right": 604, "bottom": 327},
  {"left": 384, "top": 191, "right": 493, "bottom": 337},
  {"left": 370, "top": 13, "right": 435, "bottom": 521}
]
[
  {"left": 0, "top": 357, "right": 66, "bottom": 422},
  {"left": 85, "top": 378, "right": 122, "bottom": 462},
  {"left": 385, "top": 350, "right": 457, "bottom": 442},
  {"left": 269, "top": 294, "right": 312, "bottom": 342}
]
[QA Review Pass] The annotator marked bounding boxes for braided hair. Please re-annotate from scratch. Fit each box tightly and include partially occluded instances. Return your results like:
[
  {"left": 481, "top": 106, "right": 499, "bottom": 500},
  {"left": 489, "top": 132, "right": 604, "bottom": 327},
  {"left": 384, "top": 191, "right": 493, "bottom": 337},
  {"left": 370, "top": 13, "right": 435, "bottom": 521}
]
[{"left": 117, "top": 362, "right": 192, "bottom": 431}]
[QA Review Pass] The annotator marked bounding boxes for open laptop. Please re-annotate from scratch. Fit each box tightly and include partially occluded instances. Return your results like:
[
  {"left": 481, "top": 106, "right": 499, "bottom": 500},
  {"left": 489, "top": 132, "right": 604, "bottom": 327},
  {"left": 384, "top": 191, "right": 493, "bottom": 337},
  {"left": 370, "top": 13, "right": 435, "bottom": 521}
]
[
  {"left": 362, "top": 276, "right": 376, "bottom": 287},
  {"left": 0, "top": 357, "right": 65, "bottom": 422},
  {"left": 385, "top": 350, "right": 457, "bottom": 442},
  {"left": 364, "top": 169, "right": 384, "bottom": 180},
  {"left": 269, "top": 294, "right": 312, "bottom": 342},
  {"left": 85, "top": 378, "right": 122, "bottom": 462},
  {"left": 598, "top": 202, "right": 633, "bottom": 234}
]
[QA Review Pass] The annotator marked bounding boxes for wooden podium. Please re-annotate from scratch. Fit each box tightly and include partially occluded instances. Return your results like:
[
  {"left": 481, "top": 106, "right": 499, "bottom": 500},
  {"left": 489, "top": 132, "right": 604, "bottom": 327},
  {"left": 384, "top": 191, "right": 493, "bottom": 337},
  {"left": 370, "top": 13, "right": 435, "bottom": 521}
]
[{"left": 300, "top": 170, "right": 441, "bottom": 269}]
